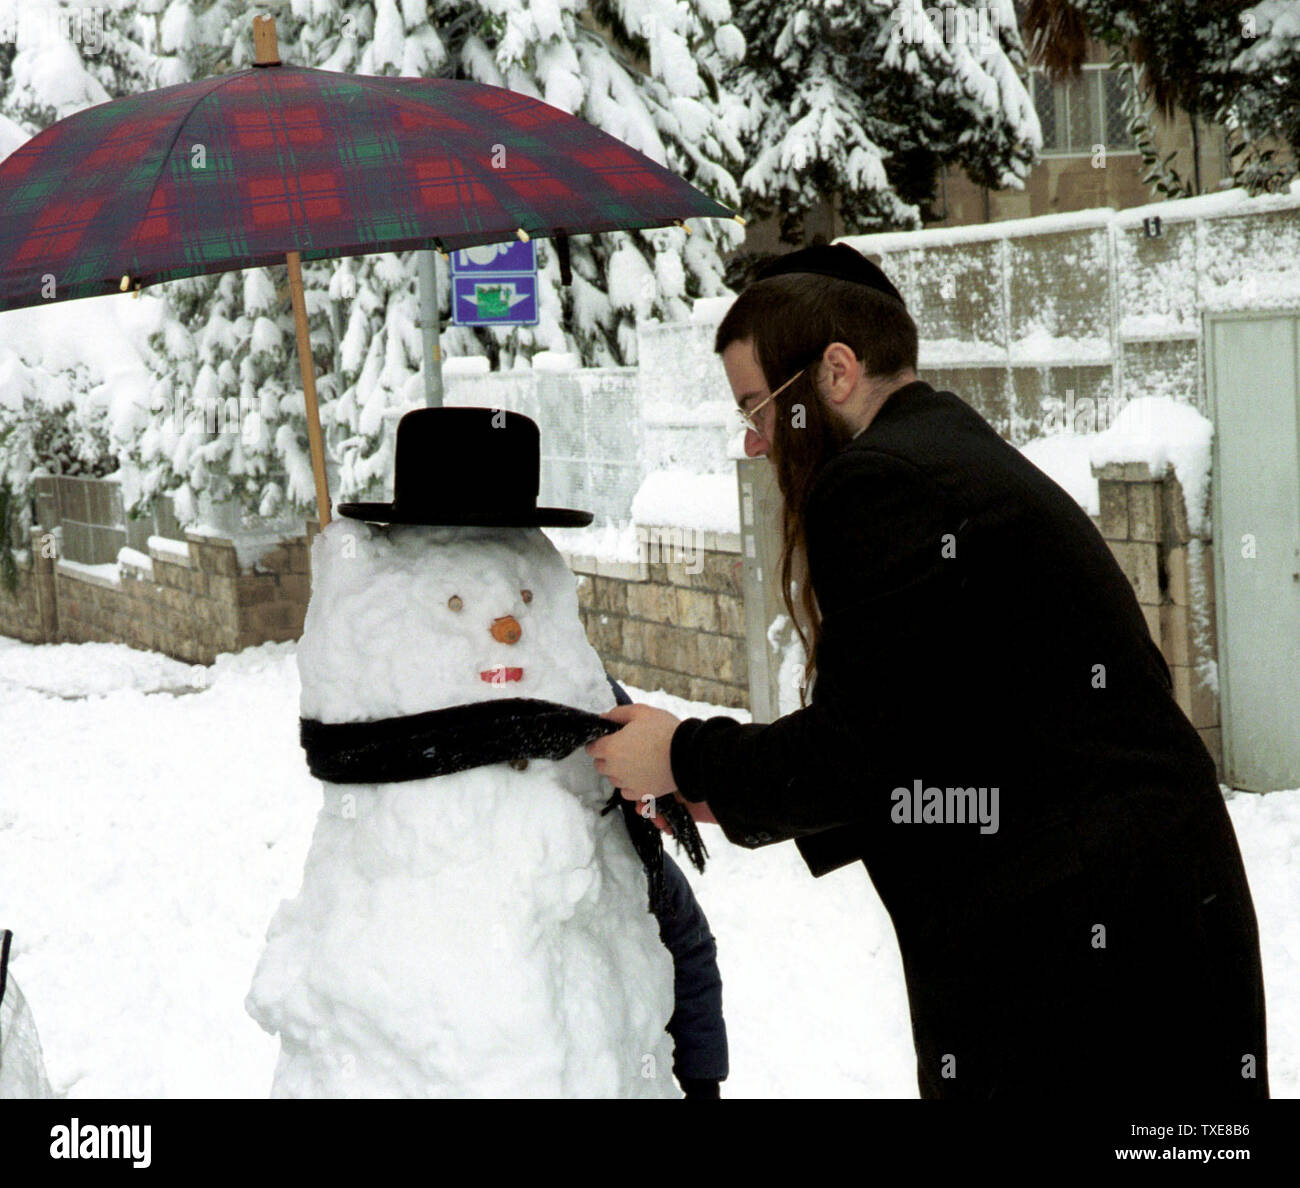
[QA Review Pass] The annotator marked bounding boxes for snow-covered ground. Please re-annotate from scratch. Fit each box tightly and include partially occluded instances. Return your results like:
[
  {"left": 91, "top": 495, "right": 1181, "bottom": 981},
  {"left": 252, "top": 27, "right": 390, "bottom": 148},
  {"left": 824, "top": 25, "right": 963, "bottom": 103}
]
[{"left": 0, "top": 636, "right": 1295, "bottom": 1098}]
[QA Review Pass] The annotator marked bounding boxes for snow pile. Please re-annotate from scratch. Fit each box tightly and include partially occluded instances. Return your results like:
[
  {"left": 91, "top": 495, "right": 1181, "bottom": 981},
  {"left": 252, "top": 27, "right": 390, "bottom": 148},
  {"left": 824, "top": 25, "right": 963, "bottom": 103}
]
[
  {"left": 441, "top": 356, "right": 491, "bottom": 377},
  {"left": 1088, "top": 397, "right": 1214, "bottom": 534},
  {"left": 0, "top": 637, "right": 204, "bottom": 699},
  {"left": 640, "top": 398, "right": 736, "bottom": 426},
  {"left": 632, "top": 470, "right": 741, "bottom": 534},
  {"left": 842, "top": 206, "right": 1114, "bottom": 256},
  {"left": 918, "top": 337, "right": 1006, "bottom": 366},
  {"left": 53, "top": 559, "right": 120, "bottom": 587},
  {"left": 1019, "top": 397, "right": 1214, "bottom": 534},
  {"left": 246, "top": 520, "right": 675, "bottom": 1096},
  {"left": 530, "top": 351, "right": 580, "bottom": 372},
  {"left": 0, "top": 642, "right": 311, "bottom": 1096},
  {"left": 543, "top": 520, "right": 642, "bottom": 564}
]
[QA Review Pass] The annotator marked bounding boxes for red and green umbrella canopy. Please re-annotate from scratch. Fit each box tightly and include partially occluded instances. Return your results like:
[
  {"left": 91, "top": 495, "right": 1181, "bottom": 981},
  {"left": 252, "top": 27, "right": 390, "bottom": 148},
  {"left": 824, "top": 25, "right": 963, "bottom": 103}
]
[{"left": 0, "top": 63, "right": 736, "bottom": 311}]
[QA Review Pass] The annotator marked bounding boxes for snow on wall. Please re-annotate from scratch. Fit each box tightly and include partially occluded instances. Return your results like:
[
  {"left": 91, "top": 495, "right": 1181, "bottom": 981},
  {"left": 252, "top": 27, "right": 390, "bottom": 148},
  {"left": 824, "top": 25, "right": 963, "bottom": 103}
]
[
  {"left": 1016, "top": 397, "right": 1214, "bottom": 543},
  {"left": 443, "top": 307, "right": 739, "bottom": 532},
  {"left": 630, "top": 470, "right": 740, "bottom": 535},
  {"left": 1088, "top": 397, "right": 1215, "bottom": 535},
  {"left": 1116, "top": 217, "right": 1199, "bottom": 341},
  {"left": 841, "top": 184, "right": 1300, "bottom": 446}
]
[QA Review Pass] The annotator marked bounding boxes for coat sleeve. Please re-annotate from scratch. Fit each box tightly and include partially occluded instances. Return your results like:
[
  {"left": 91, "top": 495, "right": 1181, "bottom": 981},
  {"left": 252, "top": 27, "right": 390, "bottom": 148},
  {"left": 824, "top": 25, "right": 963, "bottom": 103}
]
[
  {"left": 654, "top": 852, "right": 729, "bottom": 1083},
  {"left": 607, "top": 671, "right": 729, "bottom": 1079},
  {"left": 669, "top": 449, "right": 964, "bottom": 852}
]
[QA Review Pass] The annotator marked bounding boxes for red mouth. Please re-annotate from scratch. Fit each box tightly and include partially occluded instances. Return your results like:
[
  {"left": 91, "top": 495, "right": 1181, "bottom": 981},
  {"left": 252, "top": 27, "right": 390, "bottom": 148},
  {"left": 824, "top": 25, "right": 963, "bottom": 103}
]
[{"left": 480, "top": 666, "right": 523, "bottom": 684}]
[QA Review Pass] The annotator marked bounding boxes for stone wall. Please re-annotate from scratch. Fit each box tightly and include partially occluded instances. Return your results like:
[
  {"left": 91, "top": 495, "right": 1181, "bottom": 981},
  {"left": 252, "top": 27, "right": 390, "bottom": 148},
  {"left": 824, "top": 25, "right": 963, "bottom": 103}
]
[
  {"left": 566, "top": 526, "right": 748, "bottom": 709},
  {"left": 0, "top": 526, "right": 310, "bottom": 665},
  {"left": 1088, "top": 461, "right": 1221, "bottom": 774},
  {"left": 0, "top": 540, "right": 56, "bottom": 645}
]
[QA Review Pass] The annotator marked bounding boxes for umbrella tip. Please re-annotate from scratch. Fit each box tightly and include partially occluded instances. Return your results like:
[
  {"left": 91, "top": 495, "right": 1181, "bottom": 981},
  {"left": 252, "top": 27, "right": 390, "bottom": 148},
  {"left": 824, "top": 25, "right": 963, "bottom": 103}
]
[
  {"left": 733, "top": 214, "right": 747, "bottom": 227},
  {"left": 119, "top": 274, "right": 130, "bottom": 292},
  {"left": 516, "top": 228, "right": 530, "bottom": 242},
  {"left": 674, "top": 219, "right": 693, "bottom": 235},
  {"left": 253, "top": 14, "right": 281, "bottom": 66}
]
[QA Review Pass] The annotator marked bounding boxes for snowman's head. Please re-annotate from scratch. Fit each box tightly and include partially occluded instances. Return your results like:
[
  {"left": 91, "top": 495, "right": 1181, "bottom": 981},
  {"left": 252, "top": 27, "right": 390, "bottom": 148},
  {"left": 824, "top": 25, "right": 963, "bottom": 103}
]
[{"left": 297, "top": 519, "right": 610, "bottom": 722}]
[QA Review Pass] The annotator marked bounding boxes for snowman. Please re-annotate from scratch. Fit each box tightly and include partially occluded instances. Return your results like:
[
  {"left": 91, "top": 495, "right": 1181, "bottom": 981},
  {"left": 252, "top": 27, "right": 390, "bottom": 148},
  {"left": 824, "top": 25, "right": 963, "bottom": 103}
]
[{"left": 245, "top": 407, "right": 678, "bottom": 1097}]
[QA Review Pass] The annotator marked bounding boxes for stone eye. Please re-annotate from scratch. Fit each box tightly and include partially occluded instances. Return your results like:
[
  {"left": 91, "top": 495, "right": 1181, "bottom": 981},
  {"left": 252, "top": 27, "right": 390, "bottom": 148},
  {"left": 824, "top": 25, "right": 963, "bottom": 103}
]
[
  {"left": 448, "top": 595, "right": 463, "bottom": 612},
  {"left": 521, "top": 589, "right": 533, "bottom": 604}
]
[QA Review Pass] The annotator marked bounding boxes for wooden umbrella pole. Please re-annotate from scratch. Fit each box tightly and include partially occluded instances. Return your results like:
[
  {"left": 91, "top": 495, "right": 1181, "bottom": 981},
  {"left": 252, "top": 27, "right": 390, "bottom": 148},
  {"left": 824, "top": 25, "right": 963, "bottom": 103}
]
[
  {"left": 254, "top": 15, "right": 330, "bottom": 529},
  {"left": 286, "top": 249, "right": 332, "bottom": 529}
]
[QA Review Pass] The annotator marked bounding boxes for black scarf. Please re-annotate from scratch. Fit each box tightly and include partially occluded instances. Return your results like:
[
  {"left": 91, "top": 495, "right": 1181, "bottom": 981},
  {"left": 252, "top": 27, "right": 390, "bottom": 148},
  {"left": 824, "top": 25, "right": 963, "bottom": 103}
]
[{"left": 299, "top": 697, "right": 706, "bottom": 917}]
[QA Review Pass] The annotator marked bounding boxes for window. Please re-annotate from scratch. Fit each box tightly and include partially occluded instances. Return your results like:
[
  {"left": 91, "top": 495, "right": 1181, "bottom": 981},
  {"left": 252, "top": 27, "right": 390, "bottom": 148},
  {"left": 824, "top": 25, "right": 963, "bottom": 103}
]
[{"left": 1030, "top": 66, "right": 1137, "bottom": 156}]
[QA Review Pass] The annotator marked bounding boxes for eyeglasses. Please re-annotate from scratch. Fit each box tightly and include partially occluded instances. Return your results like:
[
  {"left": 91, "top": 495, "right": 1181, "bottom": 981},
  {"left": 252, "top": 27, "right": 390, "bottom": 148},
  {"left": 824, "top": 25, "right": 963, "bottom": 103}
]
[{"left": 734, "top": 366, "right": 807, "bottom": 435}]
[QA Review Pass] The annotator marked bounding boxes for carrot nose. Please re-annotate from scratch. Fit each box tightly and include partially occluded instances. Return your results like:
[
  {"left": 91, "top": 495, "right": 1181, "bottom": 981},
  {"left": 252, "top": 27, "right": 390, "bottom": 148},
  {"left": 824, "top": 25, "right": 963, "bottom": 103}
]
[{"left": 490, "top": 615, "right": 521, "bottom": 644}]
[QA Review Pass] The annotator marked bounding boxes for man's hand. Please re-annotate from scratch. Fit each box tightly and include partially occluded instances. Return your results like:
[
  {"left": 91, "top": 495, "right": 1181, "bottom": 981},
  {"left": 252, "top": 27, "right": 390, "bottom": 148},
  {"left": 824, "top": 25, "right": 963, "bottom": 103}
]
[{"left": 585, "top": 703, "right": 682, "bottom": 800}]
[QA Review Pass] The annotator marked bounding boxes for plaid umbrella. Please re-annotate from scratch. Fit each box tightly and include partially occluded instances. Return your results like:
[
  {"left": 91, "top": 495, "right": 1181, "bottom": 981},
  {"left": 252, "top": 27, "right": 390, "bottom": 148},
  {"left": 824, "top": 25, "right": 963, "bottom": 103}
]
[{"left": 0, "top": 16, "right": 739, "bottom": 524}]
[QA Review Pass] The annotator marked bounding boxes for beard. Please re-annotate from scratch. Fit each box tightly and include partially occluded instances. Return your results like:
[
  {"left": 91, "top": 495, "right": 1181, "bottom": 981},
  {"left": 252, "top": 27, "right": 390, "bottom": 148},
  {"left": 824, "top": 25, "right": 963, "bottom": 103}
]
[
  {"left": 767, "top": 393, "right": 860, "bottom": 519},
  {"left": 824, "top": 400, "right": 859, "bottom": 447}
]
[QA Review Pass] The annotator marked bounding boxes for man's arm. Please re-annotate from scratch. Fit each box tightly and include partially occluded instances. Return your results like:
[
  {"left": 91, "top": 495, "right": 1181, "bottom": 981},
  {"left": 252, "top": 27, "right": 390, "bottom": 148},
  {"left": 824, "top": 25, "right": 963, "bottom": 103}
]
[{"left": 670, "top": 450, "right": 965, "bottom": 851}]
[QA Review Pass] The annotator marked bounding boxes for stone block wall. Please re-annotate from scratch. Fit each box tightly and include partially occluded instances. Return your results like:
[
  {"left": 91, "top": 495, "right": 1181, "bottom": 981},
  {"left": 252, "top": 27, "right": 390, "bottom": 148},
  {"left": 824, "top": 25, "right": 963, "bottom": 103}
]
[
  {"left": 565, "top": 525, "right": 748, "bottom": 709},
  {"left": 1088, "top": 461, "right": 1221, "bottom": 775},
  {"left": 0, "top": 539, "right": 57, "bottom": 645},
  {"left": 0, "top": 526, "right": 310, "bottom": 666}
]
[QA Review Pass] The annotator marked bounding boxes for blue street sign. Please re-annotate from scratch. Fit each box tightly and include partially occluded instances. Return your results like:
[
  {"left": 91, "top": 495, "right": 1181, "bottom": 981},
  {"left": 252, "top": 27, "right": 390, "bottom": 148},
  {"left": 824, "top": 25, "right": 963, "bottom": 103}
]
[
  {"left": 450, "top": 240, "right": 538, "bottom": 326},
  {"left": 451, "top": 241, "right": 536, "bottom": 274},
  {"left": 452, "top": 274, "right": 539, "bottom": 325}
]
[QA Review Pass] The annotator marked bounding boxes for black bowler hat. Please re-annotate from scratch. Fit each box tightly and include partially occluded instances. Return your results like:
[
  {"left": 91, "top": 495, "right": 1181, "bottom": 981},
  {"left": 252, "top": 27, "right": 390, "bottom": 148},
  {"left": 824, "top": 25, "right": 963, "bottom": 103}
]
[
  {"left": 337, "top": 407, "right": 594, "bottom": 527},
  {"left": 754, "top": 243, "right": 907, "bottom": 308}
]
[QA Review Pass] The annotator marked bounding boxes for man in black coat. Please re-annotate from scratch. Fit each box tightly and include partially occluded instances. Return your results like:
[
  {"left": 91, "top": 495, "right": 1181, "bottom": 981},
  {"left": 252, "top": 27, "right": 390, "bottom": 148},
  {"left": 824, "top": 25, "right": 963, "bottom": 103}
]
[{"left": 588, "top": 245, "right": 1269, "bottom": 1100}]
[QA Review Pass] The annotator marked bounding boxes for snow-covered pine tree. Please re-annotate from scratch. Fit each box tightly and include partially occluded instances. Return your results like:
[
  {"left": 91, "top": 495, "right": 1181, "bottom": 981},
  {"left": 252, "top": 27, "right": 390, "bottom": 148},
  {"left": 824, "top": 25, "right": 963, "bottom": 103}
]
[
  {"left": 0, "top": 1, "right": 225, "bottom": 130},
  {"left": 130, "top": 0, "right": 748, "bottom": 524},
  {"left": 0, "top": 2, "right": 218, "bottom": 542},
  {"left": 1232, "top": 1, "right": 1300, "bottom": 190},
  {"left": 725, "top": 0, "right": 1042, "bottom": 240}
]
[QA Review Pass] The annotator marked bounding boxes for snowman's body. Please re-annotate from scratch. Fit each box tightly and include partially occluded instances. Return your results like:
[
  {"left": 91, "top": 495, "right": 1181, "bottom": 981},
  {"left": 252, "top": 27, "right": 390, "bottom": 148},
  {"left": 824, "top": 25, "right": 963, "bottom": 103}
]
[{"left": 246, "top": 520, "right": 677, "bottom": 1097}]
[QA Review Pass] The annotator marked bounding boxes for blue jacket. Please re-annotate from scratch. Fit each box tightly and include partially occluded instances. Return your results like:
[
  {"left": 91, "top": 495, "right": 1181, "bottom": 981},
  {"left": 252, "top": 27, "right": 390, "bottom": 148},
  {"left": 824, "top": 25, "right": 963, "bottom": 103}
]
[{"left": 606, "top": 675, "right": 729, "bottom": 1085}]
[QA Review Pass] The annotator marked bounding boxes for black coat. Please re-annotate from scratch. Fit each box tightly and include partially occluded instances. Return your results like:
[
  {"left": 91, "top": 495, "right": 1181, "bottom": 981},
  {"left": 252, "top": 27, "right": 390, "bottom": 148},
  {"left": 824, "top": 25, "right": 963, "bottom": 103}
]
[{"left": 670, "top": 380, "right": 1268, "bottom": 1099}]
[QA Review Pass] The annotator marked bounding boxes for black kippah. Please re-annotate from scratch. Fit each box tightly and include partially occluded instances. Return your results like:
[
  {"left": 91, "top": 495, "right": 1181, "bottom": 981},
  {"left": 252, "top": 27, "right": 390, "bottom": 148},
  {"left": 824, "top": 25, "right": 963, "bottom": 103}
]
[{"left": 754, "top": 243, "right": 906, "bottom": 309}]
